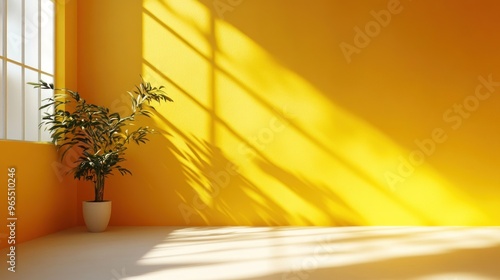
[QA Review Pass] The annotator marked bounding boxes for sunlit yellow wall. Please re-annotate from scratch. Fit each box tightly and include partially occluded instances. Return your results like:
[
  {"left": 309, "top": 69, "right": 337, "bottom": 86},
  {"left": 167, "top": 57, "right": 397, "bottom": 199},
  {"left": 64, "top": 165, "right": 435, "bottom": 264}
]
[{"left": 76, "top": 0, "right": 500, "bottom": 226}]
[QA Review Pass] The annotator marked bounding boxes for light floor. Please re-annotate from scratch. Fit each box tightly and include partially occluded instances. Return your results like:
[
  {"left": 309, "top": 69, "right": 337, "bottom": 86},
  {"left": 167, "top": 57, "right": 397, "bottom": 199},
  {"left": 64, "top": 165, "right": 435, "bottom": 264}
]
[{"left": 1, "top": 226, "right": 500, "bottom": 280}]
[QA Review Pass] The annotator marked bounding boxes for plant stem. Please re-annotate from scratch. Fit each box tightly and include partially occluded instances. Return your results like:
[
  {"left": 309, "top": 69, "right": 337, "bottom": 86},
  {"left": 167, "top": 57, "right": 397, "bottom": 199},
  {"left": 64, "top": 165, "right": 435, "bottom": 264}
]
[{"left": 95, "top": 172, "right": 105, "bottom": 202}]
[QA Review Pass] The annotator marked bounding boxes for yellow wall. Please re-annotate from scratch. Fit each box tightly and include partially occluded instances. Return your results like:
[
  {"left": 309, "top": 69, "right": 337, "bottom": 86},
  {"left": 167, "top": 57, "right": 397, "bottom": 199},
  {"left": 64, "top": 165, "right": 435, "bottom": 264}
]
[
  {"left": 75, "top": 0, "right": 500, "bottom": 226},
  {"left": 0, "top": 141, "right": 77, "bottom": 249}
]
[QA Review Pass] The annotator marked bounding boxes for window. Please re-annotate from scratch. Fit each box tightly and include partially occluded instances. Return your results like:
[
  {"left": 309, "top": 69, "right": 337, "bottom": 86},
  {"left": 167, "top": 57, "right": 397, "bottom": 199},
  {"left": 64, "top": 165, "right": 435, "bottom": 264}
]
[{"left": 0, "top": 0, "right": 55, "bottom": 142}]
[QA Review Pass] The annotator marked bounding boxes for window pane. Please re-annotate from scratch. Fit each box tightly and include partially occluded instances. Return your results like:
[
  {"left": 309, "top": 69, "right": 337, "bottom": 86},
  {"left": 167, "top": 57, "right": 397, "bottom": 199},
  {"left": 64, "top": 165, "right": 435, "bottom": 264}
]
[
  {"left": 0, "top": 59, "right": 4, "bottom": 139},
  {"left": 1, "top": 0, "right": 54, "bottom": 142},
  {"left": 25, "top": 69, "right": 39, "bottom": 141},
  {"left": 40, "top": 73, "right": 52, "bottom": 142},
  {"left": 0, "top": 0, "right": 4, "bottom": 56},
  {"left": 40, "top": 0, "right": 54, "bottom": 74},
  {"left": 6, "top": 0, "right": 22, "bottom": 63},
  {"left": 25, "top": 0, "right": 39, "bottom": 68},
  {"left": 6, "top": 62, "right": 23, "bottom": 140}
]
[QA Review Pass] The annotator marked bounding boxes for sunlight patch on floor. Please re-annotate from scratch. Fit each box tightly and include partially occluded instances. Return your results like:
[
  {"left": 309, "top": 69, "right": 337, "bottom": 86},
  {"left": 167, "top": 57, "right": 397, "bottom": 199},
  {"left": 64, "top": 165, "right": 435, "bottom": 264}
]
[{"left": 131, "top": 227, "right": 500, "bottom": 280}]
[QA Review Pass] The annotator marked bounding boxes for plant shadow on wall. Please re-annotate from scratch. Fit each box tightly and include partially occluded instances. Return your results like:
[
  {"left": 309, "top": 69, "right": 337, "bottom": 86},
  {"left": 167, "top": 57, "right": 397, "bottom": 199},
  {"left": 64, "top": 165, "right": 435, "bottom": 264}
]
[
  {"left": 255, "top": 158, "right": 365, "bottom": 225},
  {"left": 171, "top": 134, "right": 291, "bottom": 225},
  {"left": 143, "top": 60, "right": 372, "bottom": 225},
  {"left": 149, "top": 107, "right": 364, "bottom": 225},
  {"left": 159, "top": 117, "right": 366, "bottom": 226}
]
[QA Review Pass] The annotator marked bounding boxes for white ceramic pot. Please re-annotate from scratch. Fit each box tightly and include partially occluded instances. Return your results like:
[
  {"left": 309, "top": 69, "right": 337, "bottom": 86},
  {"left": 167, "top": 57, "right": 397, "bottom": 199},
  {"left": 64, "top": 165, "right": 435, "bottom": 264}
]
[{"left": 82, "top": 201, "right": 112, "bottom": 232}]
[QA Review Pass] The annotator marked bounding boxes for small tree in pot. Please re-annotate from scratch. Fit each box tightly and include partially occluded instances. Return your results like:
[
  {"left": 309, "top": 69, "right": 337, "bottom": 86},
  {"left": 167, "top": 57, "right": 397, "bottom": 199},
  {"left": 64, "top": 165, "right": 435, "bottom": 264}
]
[{"left": 30, "top": 80, "right": 172, "bottom": 231}]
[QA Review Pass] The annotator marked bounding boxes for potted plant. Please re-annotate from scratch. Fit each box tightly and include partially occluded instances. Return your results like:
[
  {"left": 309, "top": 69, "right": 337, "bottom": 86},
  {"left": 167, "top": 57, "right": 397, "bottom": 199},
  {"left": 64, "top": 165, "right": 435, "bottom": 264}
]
[{"left": 30, "top": 79, "right": 173, "bottom": 232}]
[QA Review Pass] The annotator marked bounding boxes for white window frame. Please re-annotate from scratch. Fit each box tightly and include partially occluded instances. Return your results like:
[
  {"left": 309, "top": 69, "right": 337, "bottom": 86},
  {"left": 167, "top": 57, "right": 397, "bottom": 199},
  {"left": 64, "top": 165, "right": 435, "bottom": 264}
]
[{"left": 0, "top": 0, "right": 55, "bottom": 142}]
